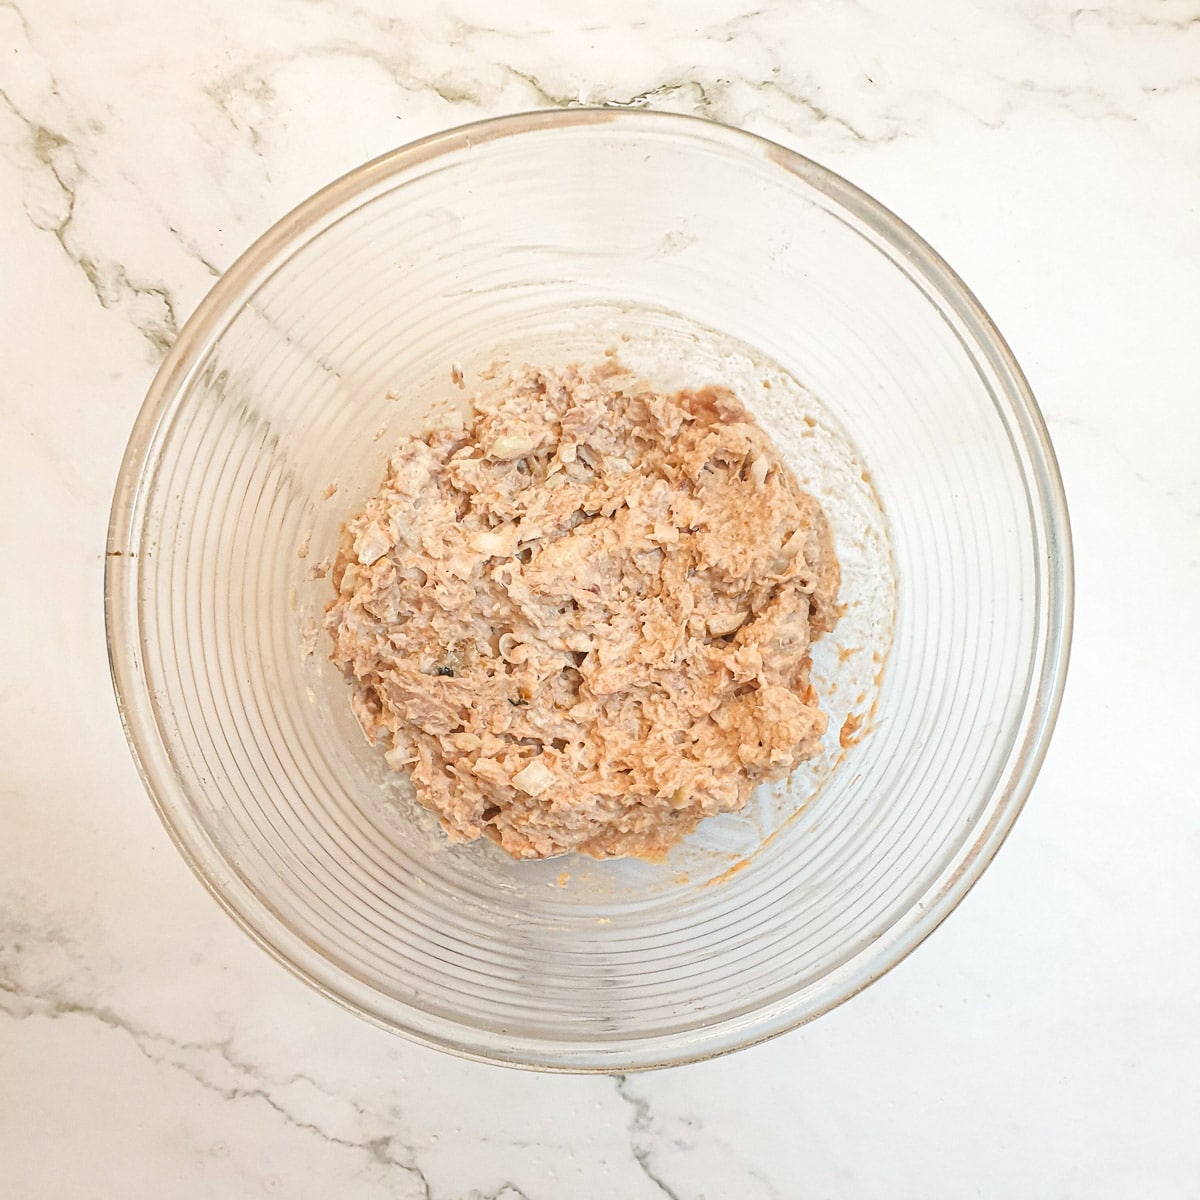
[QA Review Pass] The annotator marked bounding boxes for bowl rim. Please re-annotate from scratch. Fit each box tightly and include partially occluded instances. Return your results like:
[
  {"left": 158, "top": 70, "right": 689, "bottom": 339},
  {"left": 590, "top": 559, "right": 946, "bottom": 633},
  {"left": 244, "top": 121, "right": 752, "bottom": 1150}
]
[{"left": 106, "top": 107, "right": 1074, "bottom": 1072}]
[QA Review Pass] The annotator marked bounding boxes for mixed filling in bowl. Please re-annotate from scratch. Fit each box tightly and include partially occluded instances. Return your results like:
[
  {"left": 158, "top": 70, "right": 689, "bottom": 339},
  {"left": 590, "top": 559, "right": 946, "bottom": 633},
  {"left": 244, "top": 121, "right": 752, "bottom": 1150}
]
[{"left": 327, "top": 360, "right": 839, "bottom": 860}]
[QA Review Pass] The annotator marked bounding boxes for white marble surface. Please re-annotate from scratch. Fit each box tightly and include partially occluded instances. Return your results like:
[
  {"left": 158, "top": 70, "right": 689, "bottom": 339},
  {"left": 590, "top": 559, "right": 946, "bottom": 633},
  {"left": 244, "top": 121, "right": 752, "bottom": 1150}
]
[{"left": 2, "top": 0, "right": 1198, "bottom": 1195}]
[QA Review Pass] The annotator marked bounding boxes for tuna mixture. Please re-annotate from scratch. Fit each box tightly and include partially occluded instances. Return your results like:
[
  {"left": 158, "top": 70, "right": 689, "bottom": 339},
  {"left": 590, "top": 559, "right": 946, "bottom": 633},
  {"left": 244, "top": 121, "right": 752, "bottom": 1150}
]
[{"left": 326, "top": 361, "right": 839, "bottom": 860}]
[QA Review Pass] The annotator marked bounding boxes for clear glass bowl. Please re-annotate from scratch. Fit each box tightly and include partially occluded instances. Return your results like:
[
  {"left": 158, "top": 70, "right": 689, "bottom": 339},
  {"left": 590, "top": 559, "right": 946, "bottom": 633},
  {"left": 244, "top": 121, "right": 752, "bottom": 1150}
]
[{"left": 106, "top": 110, "right": 1072, "bottom": 1071}]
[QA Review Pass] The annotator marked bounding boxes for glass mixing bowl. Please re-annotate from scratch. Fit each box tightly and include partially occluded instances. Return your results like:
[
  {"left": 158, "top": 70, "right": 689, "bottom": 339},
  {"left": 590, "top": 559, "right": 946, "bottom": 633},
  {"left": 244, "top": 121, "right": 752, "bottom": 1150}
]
[{"left": 106, "top": 110, "right": 1072, "bottom": 1070}]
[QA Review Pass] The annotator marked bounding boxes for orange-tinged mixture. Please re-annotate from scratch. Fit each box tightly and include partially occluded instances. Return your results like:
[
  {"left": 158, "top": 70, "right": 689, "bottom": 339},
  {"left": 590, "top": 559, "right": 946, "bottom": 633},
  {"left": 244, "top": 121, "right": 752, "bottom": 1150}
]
[{"left": 327, "top": 362, "right": 838, "bottom": 859}]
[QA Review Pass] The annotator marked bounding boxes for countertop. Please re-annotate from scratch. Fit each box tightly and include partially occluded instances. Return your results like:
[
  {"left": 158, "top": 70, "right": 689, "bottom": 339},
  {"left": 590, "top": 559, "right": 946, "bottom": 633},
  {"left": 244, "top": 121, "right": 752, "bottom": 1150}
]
[{"left": 2, "top": 1, "right": 1198, "bottom": 1196}]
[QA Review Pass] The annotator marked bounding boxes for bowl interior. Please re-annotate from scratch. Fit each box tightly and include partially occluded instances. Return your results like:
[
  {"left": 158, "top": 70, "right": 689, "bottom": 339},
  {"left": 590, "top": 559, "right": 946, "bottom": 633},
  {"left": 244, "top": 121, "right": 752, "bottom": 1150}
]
[{"left": 107, "top": 111, "right": 1070, "bottom": 1070}]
